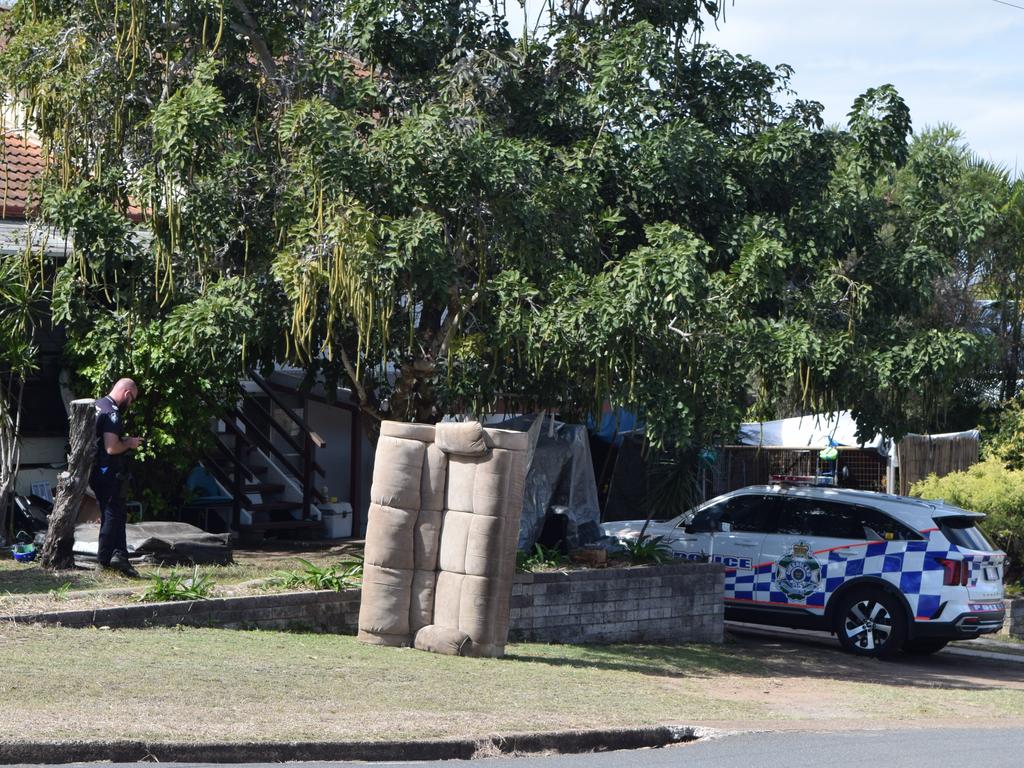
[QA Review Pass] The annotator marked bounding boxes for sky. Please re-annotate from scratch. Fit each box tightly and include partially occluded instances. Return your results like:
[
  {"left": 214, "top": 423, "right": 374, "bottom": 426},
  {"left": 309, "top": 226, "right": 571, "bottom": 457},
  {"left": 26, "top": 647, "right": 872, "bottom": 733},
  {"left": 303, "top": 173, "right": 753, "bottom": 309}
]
[{"left": 700, "top": 0, "right": 1023, "bottom": 174}]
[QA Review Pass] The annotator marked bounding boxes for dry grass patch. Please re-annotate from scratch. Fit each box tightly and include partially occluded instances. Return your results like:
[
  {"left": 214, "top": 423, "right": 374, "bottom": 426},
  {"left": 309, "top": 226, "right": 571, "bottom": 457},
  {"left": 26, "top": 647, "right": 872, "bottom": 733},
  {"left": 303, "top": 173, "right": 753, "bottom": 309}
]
[{"left": 1, "top": 625, "right": 1023, "bottom": 744}]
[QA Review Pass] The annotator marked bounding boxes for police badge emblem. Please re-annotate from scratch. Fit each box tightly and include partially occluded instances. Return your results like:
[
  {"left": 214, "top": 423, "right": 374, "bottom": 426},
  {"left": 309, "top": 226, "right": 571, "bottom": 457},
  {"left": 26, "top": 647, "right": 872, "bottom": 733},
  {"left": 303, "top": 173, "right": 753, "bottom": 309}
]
[{"left": 774, "top": 541, "right": 822, "bottom": 600}]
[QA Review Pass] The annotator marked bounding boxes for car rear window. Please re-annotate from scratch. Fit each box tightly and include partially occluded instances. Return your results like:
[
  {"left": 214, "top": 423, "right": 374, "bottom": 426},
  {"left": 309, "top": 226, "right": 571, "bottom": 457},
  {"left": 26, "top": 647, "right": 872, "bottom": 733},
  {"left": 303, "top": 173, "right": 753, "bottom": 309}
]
[
  {"left": 776, "top": 499, "right": 922, "bottom": 541},
  {"left": 936, "top": 516, "right": 995, "bottom": 551}
]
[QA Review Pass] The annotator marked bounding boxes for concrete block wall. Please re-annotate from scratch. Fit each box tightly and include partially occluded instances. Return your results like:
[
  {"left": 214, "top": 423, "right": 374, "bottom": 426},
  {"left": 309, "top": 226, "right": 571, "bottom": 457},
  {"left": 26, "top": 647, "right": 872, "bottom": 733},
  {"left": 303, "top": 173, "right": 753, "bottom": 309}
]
[{"left": 508, "top": 562, "right": 724, "bottom": 645}]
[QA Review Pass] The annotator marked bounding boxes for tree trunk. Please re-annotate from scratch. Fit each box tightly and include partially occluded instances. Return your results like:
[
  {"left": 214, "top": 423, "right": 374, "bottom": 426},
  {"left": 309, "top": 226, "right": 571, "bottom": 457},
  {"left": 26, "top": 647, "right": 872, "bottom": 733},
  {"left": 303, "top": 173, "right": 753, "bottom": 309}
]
[
  {"left": 40, "top": 399, "right": 96, "bottom": 571},
  {"left": 0, "top": 376, "right": 23, "bottom": 545}
]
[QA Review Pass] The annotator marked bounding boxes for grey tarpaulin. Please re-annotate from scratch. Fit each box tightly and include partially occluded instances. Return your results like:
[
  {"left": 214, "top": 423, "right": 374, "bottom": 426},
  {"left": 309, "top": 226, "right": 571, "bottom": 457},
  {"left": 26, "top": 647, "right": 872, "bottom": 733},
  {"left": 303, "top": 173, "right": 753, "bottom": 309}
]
[
  {"left": 494, "top": 414, "right": 601, "bottom": 551},
  {"left": 73, "top": 522, "right": 232, "bottom": 565}
]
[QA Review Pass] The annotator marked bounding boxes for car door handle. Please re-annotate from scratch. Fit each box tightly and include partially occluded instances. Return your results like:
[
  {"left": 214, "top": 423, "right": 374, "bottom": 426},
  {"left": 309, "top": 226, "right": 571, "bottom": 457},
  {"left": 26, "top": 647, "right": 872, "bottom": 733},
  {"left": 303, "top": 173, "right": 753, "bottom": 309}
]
[{"left": 731, "top": 542, "right": 758, "bottom": 548}]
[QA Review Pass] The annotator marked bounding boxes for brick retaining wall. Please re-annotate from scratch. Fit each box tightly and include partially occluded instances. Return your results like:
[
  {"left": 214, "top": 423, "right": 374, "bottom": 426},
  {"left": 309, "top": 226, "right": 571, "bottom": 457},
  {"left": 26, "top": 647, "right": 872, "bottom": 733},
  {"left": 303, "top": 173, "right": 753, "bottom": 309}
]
[
  {"left": 8, "top": 574, "right": 1018, "bottom": 644},
  {"left": 508, "top": 562, "right": 724, "bottom": 644},
  {"left": 3, "top": 563, "right": 725, "bottom": 645},
  {"left": 3, "top": 589, "right": 363, "bottom": 633},
  {"left": 1001, "top": 598, "right": 1024, "bottom": 640}
]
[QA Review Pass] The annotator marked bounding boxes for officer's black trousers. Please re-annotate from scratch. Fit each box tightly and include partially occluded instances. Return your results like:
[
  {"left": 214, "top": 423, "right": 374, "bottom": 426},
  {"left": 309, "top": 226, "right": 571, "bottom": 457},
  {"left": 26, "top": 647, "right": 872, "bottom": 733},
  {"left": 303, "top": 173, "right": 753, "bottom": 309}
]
[{"left": 89, "top": 467, "right": 128, "bottom": 565}]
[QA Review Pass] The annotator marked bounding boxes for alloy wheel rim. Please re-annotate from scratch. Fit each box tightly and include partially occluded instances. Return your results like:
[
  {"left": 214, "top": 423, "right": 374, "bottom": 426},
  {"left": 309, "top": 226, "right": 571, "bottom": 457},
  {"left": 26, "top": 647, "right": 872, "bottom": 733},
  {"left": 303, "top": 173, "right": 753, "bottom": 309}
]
[{"left": 844, "top": 599, "right": 893, "bottom": 650}]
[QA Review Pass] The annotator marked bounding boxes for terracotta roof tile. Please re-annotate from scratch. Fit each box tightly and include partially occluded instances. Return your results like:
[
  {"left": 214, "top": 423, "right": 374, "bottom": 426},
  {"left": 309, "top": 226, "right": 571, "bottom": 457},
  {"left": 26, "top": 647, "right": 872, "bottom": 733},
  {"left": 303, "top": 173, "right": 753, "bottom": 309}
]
[
  {"left": 0, "top": 132, "right": 144, "bottom": 222},
  {"left": 0, "top": 132, "right": 45, "bottom": 219}
]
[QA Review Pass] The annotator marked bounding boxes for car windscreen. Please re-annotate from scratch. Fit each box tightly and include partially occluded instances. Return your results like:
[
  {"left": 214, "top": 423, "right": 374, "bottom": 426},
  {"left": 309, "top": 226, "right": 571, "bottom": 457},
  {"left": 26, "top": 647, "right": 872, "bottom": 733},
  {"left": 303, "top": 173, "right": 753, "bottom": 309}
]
[{"left": 936, "top": 516, "right": 995, "bottom": 551}]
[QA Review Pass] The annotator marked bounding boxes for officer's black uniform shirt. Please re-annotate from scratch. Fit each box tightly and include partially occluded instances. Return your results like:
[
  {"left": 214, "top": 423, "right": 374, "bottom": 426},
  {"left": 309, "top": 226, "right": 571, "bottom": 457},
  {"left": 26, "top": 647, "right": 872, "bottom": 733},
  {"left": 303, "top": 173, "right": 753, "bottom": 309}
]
[{"left": 94, "top": 395, "right": 125, "bottom": 472}]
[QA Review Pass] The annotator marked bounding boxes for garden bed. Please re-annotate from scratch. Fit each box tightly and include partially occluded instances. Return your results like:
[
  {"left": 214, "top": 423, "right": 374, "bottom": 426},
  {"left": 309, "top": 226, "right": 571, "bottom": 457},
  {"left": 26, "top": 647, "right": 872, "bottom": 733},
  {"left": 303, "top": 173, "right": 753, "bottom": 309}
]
[{"left": 0, "top": 541, "right": 361, "bottom": 617}]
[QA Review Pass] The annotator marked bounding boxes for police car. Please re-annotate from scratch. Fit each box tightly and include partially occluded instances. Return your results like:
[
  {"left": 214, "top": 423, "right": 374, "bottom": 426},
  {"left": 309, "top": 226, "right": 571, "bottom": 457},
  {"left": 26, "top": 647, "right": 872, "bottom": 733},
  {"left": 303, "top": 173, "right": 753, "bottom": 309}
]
[{"left": 602, "top": 485, "right": 1007, "bottom": 657}]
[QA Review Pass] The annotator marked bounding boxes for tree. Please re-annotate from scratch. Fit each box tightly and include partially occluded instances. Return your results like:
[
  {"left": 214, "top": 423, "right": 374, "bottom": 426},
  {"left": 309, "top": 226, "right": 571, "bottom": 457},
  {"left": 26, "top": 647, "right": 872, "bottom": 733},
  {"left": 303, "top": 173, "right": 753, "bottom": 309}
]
[
  {"left": 0, "top": 0, "right": 991, "bottom": 509},
  {"left": 883, "top": 128, "right": 1024, "bottom": 425},
  {"left": 0, "top": 254, "right": 38, "bottom": 543}
]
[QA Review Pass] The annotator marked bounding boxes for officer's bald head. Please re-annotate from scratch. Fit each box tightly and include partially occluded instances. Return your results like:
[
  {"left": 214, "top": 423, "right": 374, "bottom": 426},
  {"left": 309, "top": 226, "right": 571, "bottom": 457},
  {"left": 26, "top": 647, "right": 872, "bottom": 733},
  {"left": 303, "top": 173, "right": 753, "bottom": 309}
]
[{"left": 109, "top": 378, "right": 139, "bottom": 409}]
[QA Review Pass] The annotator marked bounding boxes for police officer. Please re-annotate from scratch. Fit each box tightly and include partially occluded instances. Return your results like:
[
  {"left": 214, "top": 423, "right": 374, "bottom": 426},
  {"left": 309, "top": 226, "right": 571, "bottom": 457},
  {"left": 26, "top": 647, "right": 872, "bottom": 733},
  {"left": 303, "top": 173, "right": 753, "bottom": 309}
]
[{"left": 90, "top": 378, "right": 144, "bottom": 577}]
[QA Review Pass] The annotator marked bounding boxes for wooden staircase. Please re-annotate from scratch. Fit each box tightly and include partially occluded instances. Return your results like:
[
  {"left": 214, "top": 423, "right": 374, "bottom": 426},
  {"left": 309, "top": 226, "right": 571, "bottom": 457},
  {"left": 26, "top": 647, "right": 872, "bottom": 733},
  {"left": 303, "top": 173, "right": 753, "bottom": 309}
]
[{"left": 201, "top": 371, "right": 327, "bottom": 541}]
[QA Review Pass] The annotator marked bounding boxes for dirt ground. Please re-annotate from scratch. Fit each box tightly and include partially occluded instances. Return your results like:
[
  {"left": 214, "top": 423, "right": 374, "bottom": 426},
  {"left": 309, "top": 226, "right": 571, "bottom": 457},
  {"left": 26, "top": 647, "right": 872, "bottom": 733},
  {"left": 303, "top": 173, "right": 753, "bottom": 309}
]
[{"left": 695, "top": 629, "right": 1024, "bottom": 731}]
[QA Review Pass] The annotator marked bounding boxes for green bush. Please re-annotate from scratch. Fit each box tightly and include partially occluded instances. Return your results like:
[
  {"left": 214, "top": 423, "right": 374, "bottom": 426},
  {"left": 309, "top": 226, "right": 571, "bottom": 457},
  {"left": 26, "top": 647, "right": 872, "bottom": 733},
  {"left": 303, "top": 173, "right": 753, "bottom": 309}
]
[
  {"left": 516, "top": 544, "right": 568, "bottom": 573},
  {"left": 911, "top": 458, "right": 1024, "bottom": 579},
  {"left": 622, "top": 535, "right": 673, "bottom": 565},
  {"left": 140, "top": 567, "right": 215, "bottom": 602},
  {"left": 984, "top": 396, "right": 1024, "bottom": 470},
  {"left": 271, "top": 557, "right": 363, "bottom": 591}
]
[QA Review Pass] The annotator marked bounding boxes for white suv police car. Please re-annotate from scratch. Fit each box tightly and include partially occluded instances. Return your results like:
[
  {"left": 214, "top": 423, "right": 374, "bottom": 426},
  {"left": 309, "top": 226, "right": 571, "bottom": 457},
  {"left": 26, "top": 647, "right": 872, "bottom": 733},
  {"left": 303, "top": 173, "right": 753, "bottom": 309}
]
[{"left": 603, "top": 485, "right": 1007, "bottom": 657}]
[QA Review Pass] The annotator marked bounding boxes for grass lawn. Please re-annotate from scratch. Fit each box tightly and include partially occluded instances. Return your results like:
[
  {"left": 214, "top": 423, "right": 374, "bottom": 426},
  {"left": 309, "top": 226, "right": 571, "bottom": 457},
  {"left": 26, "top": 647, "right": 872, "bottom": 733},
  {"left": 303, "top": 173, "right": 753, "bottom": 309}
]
[
  {"left": 0, "top": 543, "right": 363, "bottom": 616},
  {"left": 1, "top": 625, "right": 1023, "bottom": 744}
]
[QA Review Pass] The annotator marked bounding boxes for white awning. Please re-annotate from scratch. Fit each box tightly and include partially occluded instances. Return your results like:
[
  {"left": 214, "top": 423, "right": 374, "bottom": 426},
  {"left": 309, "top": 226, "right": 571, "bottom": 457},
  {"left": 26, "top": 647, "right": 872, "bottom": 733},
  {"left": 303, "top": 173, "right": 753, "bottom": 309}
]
[{"left": 737, "top": 411, "right": 887, "bottom": 453}]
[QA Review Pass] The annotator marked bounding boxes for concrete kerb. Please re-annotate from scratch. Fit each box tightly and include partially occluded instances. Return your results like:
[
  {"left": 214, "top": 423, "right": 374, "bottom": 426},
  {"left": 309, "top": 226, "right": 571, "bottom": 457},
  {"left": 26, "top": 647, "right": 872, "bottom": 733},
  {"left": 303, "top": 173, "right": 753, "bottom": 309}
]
[{"left": 0, "top": 726, "right": 709, "bottom": 764}]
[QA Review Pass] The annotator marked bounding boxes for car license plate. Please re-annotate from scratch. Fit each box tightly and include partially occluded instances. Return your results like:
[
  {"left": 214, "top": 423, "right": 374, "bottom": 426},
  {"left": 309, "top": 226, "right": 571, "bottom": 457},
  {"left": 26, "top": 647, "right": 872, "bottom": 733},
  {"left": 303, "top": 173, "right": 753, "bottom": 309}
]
[{"left": 984, "top": 566, "right": 999, "bottom": 581}]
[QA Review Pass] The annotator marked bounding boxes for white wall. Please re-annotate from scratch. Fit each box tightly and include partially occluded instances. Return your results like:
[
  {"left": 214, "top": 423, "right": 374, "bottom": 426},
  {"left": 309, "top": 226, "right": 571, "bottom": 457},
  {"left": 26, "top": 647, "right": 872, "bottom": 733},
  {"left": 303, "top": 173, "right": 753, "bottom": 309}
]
[
  {"left": 308, "top": 400, "right": 353, "bottom": 502},
  {"left": 14, "top": 436, "right": 64, "bottom": 499}
]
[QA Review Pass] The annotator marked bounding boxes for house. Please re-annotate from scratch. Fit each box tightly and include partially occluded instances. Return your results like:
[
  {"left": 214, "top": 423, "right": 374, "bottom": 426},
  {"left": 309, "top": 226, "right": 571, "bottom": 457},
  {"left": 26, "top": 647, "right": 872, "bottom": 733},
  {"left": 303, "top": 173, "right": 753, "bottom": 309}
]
[
  {"left": 1, "top": 130, "right": 75, "bottom": 505},
  {"left": 0, "top": 129, "right": 372, "bottom": 540}
]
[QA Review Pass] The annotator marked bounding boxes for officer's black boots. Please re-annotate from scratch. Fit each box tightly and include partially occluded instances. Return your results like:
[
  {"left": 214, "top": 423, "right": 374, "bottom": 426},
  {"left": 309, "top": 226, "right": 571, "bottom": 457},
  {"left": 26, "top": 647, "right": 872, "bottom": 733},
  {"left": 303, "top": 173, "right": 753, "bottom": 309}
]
[{"left": 108, "top": 552, "right": 140, "bottom": 578}]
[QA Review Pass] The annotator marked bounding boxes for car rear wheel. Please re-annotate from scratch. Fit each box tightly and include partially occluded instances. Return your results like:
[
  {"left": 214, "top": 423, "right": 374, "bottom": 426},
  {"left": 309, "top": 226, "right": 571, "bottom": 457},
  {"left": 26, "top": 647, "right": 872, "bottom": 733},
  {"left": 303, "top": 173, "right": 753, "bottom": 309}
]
[
  {"left": 833, "top": 589, "right": 907, "bottom": 658},
  {"left": 902, "top": 638, "right": 949, "bottom": 655}
]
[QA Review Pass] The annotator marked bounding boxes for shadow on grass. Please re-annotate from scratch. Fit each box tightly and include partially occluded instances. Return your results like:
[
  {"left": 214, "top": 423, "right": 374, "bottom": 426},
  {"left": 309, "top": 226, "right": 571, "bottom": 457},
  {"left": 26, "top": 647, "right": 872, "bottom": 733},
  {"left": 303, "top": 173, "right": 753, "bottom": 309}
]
[
  {"left": 0, "top": 562, "right": 101, "bottom": 595},
  {"left": 506, "top": 633, "right": 1024, "bottom": 693},
  {"left": 506, "top": 641, "right": 763, "bottom": 679}
]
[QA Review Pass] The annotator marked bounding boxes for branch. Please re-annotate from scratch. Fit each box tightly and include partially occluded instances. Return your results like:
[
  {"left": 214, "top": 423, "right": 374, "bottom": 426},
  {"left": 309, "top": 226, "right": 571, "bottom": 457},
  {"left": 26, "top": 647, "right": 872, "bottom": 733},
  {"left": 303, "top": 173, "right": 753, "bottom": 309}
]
[
  {"left": 667, "top": 317, "right": 694, "bottom": 340},
  {"left": 433, "top": 288, "right": 480, "bottom": 360},
  {"left": 337, "top": 345, "right": 384, "bottom": 423},
  {"left": 229, "top": 1, "right": 279, "bottom": 83}
]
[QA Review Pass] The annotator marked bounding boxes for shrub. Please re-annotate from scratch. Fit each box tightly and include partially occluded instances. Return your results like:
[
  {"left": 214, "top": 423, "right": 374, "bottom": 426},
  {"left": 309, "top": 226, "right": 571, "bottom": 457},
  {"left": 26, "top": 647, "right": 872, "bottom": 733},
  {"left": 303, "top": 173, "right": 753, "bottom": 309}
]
[
  {"left": 622, "top": 535, "right": 673, "bottom": 565},
  {"left": 516, "top": 543, "right": 568, "bottom": 573},
  {"left": 140, "top": 567, "right": 215, "bottom": 602},
  {"left": 985, "top": 396, "right": 1024, "bottom": 470},
  {"left": 911, "top": 458, "right": 1024, "bottom": 578},
  {"left": 271, "top": 557, "right": 363, "bottom": 591}
]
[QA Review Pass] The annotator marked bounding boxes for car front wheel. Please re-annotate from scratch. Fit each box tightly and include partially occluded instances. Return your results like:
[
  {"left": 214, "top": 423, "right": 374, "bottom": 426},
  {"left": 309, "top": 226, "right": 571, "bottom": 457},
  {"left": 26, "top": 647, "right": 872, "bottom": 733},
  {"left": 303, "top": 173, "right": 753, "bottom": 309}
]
[{"left": 833, "top": 589, "right": 907, "bottom": 658}]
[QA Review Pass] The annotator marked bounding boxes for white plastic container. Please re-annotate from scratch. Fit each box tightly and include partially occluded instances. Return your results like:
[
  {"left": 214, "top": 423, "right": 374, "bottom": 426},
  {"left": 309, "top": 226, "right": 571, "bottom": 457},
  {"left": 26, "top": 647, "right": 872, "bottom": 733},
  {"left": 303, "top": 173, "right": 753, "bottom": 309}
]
[{"left": 319, "top": 502, "right": 353, "bottom": 539}]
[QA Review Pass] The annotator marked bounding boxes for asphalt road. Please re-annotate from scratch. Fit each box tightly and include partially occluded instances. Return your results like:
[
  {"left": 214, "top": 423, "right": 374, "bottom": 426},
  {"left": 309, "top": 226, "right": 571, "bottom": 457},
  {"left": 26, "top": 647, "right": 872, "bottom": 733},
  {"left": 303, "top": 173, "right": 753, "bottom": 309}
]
[{"left": 21, "top": 728, "right": 1024, "bottom": 768}]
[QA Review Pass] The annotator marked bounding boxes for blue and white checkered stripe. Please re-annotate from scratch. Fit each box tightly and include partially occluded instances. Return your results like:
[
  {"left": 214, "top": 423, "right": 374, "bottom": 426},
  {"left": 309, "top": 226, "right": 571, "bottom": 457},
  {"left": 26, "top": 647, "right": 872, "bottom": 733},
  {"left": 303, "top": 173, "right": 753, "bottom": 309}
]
[{"left": 724, "top": 538, "right": 962, "bottom": 621}]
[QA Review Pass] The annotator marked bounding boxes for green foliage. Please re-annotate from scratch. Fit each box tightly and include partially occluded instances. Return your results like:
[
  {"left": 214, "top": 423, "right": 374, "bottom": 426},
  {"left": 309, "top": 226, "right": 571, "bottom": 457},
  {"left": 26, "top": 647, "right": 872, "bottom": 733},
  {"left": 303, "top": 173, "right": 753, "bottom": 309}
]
[
  {"left": 622, "top": 536, "right": 673, "bottom": 565},
  {"left": 910, "top": 458, "right": 1024, "bottom": 577},
  {"left": 271, "top": 557, "right": 363, "bottom": 591},
  {"left": 0, "top": 256, "right": 39, "bottom": 376},
  {"left": 987, "top": 396, "right": 1024, "bottom": 470},
  {"left": 0, "top": 0, "right": 1009, "bottom": 467},
  {"left": 140, "top": 567, "right": 216, "bottom": 602},
  {"left": 47, "top": 582, "right": 72, "bottom": 601},
  {"left": 516, "top": 543, "right": 568, "bottom": 573}
]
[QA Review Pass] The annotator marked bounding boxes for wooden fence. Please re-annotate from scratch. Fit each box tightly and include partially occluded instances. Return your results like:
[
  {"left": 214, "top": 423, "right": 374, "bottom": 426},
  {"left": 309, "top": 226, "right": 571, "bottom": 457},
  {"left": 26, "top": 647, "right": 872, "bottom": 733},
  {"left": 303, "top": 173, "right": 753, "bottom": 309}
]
[{"left": 896, "top": 432, "right": 979, "bottom": 496}]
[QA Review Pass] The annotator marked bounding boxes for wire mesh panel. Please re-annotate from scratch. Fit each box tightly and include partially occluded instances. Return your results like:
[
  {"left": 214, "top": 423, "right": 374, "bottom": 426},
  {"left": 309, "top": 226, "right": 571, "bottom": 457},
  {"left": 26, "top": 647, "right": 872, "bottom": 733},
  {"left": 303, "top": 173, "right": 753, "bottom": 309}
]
[{"left": 711, "top": 446, "right": 889, "bottom": 497}]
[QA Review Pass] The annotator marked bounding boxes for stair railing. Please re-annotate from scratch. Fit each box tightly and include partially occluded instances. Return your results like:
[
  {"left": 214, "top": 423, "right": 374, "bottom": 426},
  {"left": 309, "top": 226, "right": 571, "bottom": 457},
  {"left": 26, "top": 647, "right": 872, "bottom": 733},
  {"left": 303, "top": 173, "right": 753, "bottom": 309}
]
[{"left": 242, "top": 371, "right": 327, "bottom": 519}]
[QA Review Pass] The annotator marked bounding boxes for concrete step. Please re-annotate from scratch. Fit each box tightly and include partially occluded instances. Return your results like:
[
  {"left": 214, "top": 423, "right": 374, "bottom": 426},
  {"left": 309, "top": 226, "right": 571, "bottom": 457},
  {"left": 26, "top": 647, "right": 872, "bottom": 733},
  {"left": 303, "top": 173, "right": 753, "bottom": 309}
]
[
  {"left": 249, "top": 500, "right": 303, "bottom": 513},
  {"left": 243, "top": 482, "right": 285, "bottom": 495}
]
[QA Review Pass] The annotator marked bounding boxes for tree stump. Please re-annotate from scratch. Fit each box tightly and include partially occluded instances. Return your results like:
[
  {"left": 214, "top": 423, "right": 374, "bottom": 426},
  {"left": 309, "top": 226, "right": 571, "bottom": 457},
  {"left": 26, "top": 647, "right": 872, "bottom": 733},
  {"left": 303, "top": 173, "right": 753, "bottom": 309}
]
[{"left": 40, "top": 398, "right": 96, "bottom": 571}]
